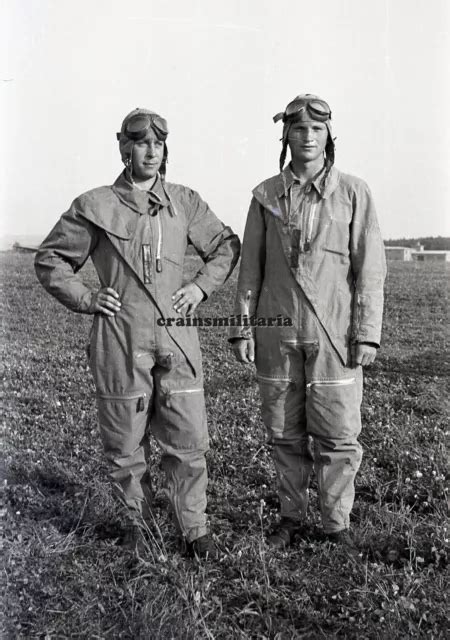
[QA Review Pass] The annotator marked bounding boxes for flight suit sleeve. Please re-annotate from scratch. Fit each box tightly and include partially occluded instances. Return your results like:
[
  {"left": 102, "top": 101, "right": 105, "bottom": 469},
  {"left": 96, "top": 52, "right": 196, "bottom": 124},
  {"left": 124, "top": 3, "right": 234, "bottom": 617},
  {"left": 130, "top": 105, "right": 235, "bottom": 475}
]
[
  {"left": 349, "top": 181, "right": 387, "bottom": 346},
  {"left": 185, "top": 190, "right": 240, "bottom": 299},
  {"left": 229, "top": 196, "right": 266, "bottom": 340},
  {"left": 34, "top": 198, "right": 99, "bottom": 313}
]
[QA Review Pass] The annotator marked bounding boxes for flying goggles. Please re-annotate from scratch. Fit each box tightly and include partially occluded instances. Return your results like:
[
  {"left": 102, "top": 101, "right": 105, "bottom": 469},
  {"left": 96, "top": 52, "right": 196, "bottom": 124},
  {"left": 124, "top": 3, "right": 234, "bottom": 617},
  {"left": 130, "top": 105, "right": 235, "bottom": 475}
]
[
  {"left": 273, "top": 96, "right": 331, "bottom": 124},
  {"left": 116, "top": 113, "right": 169, "bottom": 141}
]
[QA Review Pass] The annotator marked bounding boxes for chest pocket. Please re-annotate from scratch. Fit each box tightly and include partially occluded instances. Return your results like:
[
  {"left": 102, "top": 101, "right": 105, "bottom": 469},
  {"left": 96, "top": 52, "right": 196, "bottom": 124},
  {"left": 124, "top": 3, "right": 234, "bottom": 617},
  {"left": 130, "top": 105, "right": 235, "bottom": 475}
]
[
  {"left": 322, "top": 197, "right": 353, "bottom": 257},
  {"left": 161, "top": 206, "right": 188, "bottom": 268}
]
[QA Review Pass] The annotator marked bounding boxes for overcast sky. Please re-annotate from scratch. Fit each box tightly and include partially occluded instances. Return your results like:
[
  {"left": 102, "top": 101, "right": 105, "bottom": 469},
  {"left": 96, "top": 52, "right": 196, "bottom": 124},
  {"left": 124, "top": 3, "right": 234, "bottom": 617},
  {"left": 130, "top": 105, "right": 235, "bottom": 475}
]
[{"left": 2, "top": 0, "right": 449, "bottom": 242}]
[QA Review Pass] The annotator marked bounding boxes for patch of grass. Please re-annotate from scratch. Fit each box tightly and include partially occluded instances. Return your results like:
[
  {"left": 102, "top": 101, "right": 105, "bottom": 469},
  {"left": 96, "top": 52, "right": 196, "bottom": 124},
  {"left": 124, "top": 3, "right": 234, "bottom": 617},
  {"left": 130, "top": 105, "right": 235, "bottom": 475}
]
[{"left": 2, "top": 253, "right": 448, "bottom": 638}]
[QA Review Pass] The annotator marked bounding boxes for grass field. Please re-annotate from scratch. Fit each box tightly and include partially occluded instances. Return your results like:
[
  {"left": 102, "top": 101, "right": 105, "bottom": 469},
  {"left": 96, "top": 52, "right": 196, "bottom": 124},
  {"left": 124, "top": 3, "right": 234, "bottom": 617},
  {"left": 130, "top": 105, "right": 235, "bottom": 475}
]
[{"left": 2, "top": 253, "right": 448, "bottom": 639}]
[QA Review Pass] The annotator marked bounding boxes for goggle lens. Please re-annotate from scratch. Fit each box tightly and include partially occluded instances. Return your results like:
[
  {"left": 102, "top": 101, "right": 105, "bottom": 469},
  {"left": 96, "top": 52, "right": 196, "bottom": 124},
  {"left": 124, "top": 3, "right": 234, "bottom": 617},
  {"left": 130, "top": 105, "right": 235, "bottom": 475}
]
[
  {"left": 307, "top": 100, "right": 331, "bottom": 120},
  {"left": 285, "top": 98, "right": 331, "bottom": 122},
  {"left": 126, "top": 115, "right": 153, "bottom": 140},
  {"left": 120, "top": 113, "right": 169, "bottom": 141}
]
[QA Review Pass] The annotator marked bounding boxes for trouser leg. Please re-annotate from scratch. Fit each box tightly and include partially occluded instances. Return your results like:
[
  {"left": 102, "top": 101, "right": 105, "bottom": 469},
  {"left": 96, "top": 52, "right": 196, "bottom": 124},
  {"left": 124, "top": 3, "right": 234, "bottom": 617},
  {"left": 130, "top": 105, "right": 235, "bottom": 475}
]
[
  {"left": 152, "top": 354, "right": 209, "bottom": 543},
  {"left": 96, "top": 388, "right": 153, "bottom": 523},
  {"left": 306, "top": 359, "right": 363, "bottom": 533},
  {"left": 258, "top": 376, "right": 313, "bottom": 521}
]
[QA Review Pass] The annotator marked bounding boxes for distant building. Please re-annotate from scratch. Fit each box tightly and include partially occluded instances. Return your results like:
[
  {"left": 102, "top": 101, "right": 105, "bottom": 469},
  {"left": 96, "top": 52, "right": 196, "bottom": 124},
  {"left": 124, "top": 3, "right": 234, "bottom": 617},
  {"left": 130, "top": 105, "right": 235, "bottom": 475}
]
[
  {"left": 411, "top": 250, "right": 450, "bottom": 263},
  {"left": 384, "top": 246, "right": 413, "bottom": 261}
]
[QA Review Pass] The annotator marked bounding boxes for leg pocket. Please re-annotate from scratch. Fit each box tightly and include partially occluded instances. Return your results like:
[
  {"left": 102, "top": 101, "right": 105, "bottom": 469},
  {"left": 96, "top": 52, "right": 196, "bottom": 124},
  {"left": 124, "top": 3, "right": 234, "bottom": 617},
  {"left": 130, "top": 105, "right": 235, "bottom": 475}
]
[
  {"left": 257, "top": 376, "right": 306, "bottom": 440},
  {"left": 97, "top": 391, "right": 149, "bottom": 457},
  {"left": 306, "top": 375, "right": 362, "bottom": 441},
  {"left": 153, "top": 386, "right": 209, "bottom": 451}
]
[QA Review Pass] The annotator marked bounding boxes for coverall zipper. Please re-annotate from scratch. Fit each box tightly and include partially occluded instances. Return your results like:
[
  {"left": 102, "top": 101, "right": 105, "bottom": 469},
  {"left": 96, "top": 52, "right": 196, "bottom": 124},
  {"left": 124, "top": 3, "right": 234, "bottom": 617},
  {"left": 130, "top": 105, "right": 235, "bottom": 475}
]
[
  {"left": 97, "top": 391, "right": 147, "bottom": 412},
  {"left": 306, "top": 377, "right": 355, "bottom": 390},
  {"left": 156, "top": 213, "right": 163, "bottom": 273},
  {"left": 304, "top": 202, "right": 317, "bottom": 252},
  {"left": 257, "top": 374, "right": 293, "bottom": 383},
  {"left": 164, "top": 388, "right": 202, "bottom": 409},
  {"left": 167, "top": 388, "right": 202, "bottom": 395},
  {"left": 142, "top": 212, "right": 153, "bottom": 283},
  {"left": 97, "top": 391, "right": 148, "bottom": 400}
]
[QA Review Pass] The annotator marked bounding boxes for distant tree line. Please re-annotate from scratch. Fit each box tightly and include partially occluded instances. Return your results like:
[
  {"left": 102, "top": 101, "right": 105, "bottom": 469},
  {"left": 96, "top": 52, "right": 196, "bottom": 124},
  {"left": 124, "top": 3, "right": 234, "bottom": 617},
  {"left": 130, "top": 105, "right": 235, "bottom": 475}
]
[{"left": 384, "top": 236, "right": 450, "bottom": 250}]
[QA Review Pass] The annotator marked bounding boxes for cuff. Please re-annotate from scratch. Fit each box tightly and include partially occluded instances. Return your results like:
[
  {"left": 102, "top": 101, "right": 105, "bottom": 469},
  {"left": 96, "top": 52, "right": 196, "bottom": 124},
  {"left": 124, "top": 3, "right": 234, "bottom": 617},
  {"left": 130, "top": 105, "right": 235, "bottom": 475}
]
[
  {"left": 76, "top": 290, "right": 95, "bottom": 313},
  {"left": 192, "top": 274, "right": 215, "bottom": 300}
]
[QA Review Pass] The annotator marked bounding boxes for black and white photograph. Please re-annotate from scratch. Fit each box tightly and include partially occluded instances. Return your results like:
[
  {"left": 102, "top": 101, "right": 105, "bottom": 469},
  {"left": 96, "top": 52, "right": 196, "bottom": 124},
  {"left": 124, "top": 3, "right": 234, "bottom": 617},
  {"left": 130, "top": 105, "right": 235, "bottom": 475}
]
[{"left": 2, "top": 1, "right": 448, "bottom": 638}]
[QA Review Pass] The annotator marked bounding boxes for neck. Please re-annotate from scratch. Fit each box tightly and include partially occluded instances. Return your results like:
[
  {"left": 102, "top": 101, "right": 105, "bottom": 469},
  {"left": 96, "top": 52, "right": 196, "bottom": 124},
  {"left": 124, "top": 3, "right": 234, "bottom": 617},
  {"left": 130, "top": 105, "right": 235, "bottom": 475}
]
[
  {"left": 290, "top": 158, "right": 325, "bottom": 182},
  {"left": 125, "top": 167, "right": 158, "bottom": 191},
  {"left": 133, "top": 175, "right": 158, "bottom": 191}
]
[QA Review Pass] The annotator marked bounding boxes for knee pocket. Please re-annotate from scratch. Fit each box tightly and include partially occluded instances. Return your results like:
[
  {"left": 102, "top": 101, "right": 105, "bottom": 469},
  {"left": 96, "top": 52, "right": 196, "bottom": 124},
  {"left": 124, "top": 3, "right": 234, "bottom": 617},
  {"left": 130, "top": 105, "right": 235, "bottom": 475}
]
[
  {"left": 97, "top": 391, "right": 148, "bottom": 457},
  {"left": 257, "top": 377, "right": 305, "bottom": 436},
  {"left": 306, "top": 376, "right": 362, "bottom": 440},
  {"left": 153, "top": 386, "right": 208, "bottom": 450}
]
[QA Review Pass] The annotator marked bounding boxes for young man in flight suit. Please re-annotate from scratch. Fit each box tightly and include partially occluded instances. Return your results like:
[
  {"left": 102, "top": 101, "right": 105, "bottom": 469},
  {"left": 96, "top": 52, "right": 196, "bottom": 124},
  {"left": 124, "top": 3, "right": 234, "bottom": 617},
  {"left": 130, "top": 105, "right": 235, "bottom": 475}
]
[
  {"left": 35, "top": 108, "right": 240, "bottom": 558},
  {"left": 231, "top": 94, "right": 386, "bottom": 551}
]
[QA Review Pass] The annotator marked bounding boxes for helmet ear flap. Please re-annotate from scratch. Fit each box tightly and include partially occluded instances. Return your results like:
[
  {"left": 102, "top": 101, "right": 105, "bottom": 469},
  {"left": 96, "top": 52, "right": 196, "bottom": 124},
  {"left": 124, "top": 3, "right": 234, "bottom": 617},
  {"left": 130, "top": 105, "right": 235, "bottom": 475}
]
[
  {"left": 325, "top": 135, "right": 335, "bottom": 167},
  {"left": 159, "top": 143, "right": 169, "bottom": 181},
  {"left": 279, "top": 120, "right": 292, "bottom": 172},
  {"left": 279, "top": 139, "right": 289, "bottom": 173}
]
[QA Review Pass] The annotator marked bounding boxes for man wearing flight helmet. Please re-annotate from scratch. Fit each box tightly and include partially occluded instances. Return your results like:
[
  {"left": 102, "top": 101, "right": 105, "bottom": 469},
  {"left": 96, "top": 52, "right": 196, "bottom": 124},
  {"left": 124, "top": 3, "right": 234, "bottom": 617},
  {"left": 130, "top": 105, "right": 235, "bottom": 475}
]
[
  {"left": 35, "top": 108, "right": 240, "bottom": 558},
  {"left": 230, "top": 94, "right": 386, "bottom": 551}
]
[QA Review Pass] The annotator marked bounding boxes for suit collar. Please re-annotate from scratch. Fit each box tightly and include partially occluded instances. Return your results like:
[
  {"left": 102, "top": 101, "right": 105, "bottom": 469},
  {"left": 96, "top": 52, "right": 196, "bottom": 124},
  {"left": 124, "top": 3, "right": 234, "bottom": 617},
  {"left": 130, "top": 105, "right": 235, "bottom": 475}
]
[
  {"left": 112, "top": 171, "right": 170, "bottom": 214},
  {"left": 275, "top": 164, "right": 340, "bottom": 200}
]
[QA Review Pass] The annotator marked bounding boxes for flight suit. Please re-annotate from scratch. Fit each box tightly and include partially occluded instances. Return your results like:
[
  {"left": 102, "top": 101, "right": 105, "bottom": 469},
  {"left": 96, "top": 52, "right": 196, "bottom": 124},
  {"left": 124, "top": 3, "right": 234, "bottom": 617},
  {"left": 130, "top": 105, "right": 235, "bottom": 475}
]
[
  {"left": 231, "top": 165, "right": 386, "bottom": 532},
  {"left": 35, "top": 171, "right": 240, "bottom": 541}
]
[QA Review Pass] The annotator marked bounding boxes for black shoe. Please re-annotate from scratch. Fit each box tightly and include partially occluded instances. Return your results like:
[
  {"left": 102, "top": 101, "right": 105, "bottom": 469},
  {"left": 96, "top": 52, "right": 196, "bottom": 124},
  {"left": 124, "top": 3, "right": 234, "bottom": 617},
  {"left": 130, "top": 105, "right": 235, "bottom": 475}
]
[
  {"left": 267, "top": 517, "right": 303, "bottom": 549},
  {"left": 324, "top": 529, "right": 359, "bottom": 556},
  {"left": 185, "top": 534, "right": 217, "bottom": 560}
]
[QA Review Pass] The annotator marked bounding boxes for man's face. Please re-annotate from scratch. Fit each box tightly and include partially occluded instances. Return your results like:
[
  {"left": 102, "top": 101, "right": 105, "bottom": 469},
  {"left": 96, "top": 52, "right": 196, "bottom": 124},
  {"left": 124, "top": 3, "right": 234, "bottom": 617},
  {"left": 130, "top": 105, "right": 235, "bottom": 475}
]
[
  {"left": 287, "top": 120, "right": 328, "bottom": 164},
  {"left": 131, "top": 130, "right": 165, "bottom": 182}
]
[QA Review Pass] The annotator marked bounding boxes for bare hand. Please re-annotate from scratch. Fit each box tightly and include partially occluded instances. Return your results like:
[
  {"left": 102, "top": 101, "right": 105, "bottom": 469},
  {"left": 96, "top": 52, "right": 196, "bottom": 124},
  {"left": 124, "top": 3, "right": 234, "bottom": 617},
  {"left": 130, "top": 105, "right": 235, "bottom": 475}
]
[
  {"left": 172, "top": 283, "right": 204, "bottom": 316},
  {"left": 351, "top": 343, "right": 377, "bottom": 367},
  {"left": 231, "top": 338, "right": 255, "bottom": 364},
  {"left": 89, "top": 287, "right": 121, "bottom": 316}
]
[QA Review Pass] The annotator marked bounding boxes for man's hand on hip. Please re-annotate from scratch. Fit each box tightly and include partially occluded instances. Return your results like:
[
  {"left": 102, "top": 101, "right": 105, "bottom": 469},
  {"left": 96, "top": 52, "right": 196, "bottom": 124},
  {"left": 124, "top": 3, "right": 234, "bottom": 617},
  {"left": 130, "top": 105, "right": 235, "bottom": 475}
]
[{"left": 89, "top": 287, "right": 121, "bottom": 316}]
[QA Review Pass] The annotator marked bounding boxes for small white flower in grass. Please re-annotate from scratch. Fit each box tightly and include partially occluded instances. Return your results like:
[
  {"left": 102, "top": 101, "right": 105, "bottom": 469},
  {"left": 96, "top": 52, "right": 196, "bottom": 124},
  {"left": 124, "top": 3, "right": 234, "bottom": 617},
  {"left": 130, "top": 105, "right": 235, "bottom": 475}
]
[
  {"left": 405, "top": 478, "right": 411, "bottom": 484},
  {"left": 414, "top": 470, "right": 423, "bottom": 478}
]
